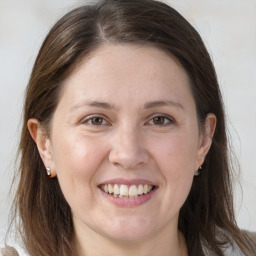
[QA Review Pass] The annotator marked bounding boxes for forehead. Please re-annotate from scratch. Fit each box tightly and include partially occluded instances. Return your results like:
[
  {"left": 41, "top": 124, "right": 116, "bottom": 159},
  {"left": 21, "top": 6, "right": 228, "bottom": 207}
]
[
  {"left": 68, "top": 43, "right": 188, "bottom": 82},
  {"left": 59, "top": 44, "right": 194, "bottom": 109}
]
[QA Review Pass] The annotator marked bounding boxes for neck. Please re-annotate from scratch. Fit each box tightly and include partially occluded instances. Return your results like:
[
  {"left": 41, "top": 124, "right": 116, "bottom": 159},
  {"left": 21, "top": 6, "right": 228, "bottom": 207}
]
[{"left": 73, "top": 222, "right": 187, "bottom": 256}]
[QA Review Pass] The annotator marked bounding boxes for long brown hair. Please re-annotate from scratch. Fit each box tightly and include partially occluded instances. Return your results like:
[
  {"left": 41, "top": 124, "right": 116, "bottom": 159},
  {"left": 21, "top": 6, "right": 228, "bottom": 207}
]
[{"left": 8, "top": 0, "right": 254, "bottom": 255}]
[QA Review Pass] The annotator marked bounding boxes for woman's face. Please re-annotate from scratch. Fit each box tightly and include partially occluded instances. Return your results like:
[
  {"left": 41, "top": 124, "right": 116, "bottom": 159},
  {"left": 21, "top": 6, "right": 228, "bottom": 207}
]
[{"left": 36, "top": 44, "right": 214, "bottom": 243}]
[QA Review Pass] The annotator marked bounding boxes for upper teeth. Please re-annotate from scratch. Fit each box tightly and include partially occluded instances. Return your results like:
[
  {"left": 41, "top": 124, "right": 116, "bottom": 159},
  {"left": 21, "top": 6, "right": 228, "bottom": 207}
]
[{"left": 100, "top": 184, "right": 154, "bottom": 198}]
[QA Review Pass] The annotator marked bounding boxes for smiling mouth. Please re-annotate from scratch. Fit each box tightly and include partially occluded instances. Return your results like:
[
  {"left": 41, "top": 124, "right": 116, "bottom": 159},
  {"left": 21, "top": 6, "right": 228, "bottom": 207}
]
[{"left": 99, "top": 184, "right": 156, "bottom": 199}]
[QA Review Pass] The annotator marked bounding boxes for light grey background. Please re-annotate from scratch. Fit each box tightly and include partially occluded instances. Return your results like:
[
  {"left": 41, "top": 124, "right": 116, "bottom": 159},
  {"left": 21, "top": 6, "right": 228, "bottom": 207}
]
[{"left": 1, "top": 0, "right": 256, "bottom": 242}]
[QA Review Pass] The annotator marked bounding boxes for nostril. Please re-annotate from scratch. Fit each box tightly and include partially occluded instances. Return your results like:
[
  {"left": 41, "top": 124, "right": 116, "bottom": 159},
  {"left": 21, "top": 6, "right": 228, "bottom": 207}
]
[{"left": 109, "top": 148, "right": 150, "bottom": 170}]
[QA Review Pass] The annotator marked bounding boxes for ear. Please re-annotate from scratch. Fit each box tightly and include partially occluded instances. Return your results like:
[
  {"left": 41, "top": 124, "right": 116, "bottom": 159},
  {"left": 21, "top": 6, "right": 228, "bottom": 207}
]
[
  {"left": 27, "top": 118, "right": 56, "bottom": 177},
  {"left": 194, "top": 113, "right": 216, "bottom": 171}
]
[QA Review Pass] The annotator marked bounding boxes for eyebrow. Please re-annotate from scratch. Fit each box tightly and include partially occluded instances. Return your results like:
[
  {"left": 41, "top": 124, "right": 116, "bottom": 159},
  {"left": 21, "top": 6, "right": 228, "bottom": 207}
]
[
  {"left": 70, "top": 100, "right": 115, "bottom": 112},
  {"left": 144, "top": 100, "right": 184, "bottom": 109},
  {"left": 70, "top": 99, "right": 184, "bottom": 112}
]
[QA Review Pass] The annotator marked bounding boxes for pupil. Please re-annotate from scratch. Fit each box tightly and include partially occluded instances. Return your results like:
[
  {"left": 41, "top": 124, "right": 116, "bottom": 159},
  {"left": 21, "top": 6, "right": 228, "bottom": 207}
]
[
  {"left": 92, "top": 117, "right": 102, "bottom": 125},
  {"left": 154, "top": 117, "right": 164, "bottom": 124}
]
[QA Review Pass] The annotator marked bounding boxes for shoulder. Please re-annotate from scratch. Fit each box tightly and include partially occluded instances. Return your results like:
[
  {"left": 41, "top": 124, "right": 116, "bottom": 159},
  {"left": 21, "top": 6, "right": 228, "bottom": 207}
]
[
  {"left": 221, "top": 241, "right": 245, "bottom": 256},
  {"left": 219, "top": 229, "right": 256, "bottom": 256},
  {"left": 241, "top": 230, "right": 256, "bottom": 254},
  {"left": 203, "top": 240, "right": 245, "bottom": 256},
  {"left": 202, "top": 229, "right": 250, "bottom": 256},
  {"left": 0, "top": 245, "right": 28, "bottom": 256},
  {"left": 242, "top": 230, "right": 256, "bottom": 246},
  {"left": 1, "top": 245, "right": 19, "bottom": 256}
]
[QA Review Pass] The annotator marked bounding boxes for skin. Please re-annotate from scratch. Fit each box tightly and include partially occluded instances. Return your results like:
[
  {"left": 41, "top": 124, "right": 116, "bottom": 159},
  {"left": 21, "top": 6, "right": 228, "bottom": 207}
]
[{"left": 28, "top": 44, "right": 216, "bottom": 256}]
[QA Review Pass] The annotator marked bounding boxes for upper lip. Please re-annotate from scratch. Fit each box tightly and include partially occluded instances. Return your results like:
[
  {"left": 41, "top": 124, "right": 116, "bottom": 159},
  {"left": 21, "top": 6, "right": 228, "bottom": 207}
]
[{"left": 99, "top": 178, "right": 157, "bottom": 186}]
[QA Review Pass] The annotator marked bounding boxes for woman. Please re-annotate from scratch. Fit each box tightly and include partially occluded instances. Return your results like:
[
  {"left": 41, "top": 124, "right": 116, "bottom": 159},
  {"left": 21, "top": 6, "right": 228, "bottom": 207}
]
[{"left": 1, "top": 0, "right": 255, "bottom": 255}]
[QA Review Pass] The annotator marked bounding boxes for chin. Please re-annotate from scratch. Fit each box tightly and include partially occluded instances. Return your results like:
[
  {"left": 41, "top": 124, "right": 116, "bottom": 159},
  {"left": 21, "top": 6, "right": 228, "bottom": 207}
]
[{"left": 100, "top": 216, "right": 156, "bottom": 243}]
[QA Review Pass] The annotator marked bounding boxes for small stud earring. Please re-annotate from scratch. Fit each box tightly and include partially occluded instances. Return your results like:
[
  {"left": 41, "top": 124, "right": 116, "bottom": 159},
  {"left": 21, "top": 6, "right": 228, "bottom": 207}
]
[
  {"left": 194, "top": 166, "right": 202, "bottom": 176},
  {"left": 46, "top": 167, "right": 51, "bottom": 176}
]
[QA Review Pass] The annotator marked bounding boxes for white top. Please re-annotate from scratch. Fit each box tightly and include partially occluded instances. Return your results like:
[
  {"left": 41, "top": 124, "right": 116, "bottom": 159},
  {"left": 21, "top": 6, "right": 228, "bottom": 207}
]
[
  {"left": 203, "top": 242, "right": 245, "bottom": 256},
  {"left": 1, "top": 235, "right": 245, "bottom": 256},
  {"left": 1, "top": 243, "right": 245, "bottom": 256}
]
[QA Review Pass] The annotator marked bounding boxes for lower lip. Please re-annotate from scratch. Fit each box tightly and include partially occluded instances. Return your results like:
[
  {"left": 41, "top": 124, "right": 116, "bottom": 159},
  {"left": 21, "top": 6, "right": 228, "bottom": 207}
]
[{"left": 99, "top": 187, "right": 157, "bottom": 207}]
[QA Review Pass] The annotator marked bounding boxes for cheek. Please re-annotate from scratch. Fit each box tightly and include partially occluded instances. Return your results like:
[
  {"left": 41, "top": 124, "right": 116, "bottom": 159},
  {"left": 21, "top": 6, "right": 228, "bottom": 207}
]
[
  {"left": 53, "top": 133, "right": 102, "bottom": 171},
  {"left": 151, "top": 132, "right": 198, "bottom": 175},
  {"left": 150, "top": 132, "right": 197, "bottom": 208},
  {"left": 51, "top": 132, "right": 108, "bottom": 197}
]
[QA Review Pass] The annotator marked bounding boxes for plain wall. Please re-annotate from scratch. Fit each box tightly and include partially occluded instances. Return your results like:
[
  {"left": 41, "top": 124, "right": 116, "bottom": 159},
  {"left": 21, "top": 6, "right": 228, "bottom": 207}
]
[{"left": 0, "top": 0, "right": 255, "bottom": 241}]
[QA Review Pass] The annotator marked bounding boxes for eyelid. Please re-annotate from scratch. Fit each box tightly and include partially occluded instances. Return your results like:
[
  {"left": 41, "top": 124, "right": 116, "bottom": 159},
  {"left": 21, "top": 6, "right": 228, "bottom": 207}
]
[
  {"left": 145, "top": 113, "right": 175, "bottom": 126},
  {"left": 81, "top": 114, "right": 111, "bottom": 126},
  {"left": 80, "top": 113, "right": 175, "bottom": 127}
]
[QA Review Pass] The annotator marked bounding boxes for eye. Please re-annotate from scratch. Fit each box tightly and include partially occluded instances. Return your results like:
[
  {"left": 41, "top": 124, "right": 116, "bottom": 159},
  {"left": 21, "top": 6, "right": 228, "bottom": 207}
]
[
  {"left": 82, "top": 116, "right": 108, "bottom": 126},
  {"left": 147, "top": 115, "right": 174, "bottom": 126}
]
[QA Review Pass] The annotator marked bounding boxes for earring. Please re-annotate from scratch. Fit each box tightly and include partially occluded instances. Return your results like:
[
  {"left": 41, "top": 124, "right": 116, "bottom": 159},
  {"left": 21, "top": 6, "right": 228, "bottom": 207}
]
[
  {"left": 46, "top": 167, "right": 51, "bottom": 176},
  {"left": 194, "top": 166, "right": 202, "bottom": 176}
]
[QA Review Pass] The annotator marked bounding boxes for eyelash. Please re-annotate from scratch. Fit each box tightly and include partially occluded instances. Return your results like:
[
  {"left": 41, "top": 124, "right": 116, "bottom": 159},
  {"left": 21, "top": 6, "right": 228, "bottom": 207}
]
[
  {"left": 146, "top": 114, "right": 174, "bottom": 127},
  {"left": 81, "top": 114, "right": 175, "bottom": 127},
  {"left": 81, "top": 115, "right": 110, "bottom": 126}
]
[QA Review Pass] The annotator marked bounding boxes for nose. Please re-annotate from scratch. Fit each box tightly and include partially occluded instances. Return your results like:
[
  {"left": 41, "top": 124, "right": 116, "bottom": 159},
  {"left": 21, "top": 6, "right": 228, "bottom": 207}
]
[{"left": 109, "top": 125, "right": 149, "bottom": 169}]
